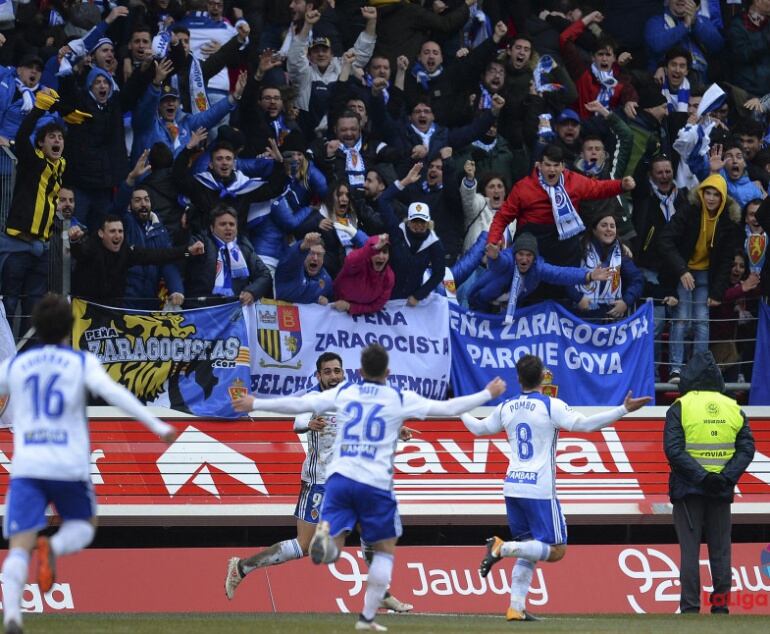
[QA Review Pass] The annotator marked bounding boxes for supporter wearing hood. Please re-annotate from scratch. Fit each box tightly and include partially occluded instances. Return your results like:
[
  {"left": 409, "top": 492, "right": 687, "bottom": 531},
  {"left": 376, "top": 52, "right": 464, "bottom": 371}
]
[
  {"left": 663, "top": 350, "right": 754, "bottom": 614},
  {"left": 658, "top": 174, "right": 742, "bottom": 381}
]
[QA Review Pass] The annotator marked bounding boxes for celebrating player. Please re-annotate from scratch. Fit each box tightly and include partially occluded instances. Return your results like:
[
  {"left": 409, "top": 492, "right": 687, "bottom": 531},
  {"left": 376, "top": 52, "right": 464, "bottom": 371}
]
[
  {"left": 460, "top": 354, "right": 651, "bottom": 621},
  {"left": 234, "top": 343, "right": 506, "bottom": 632},
  {"left": 224, "top": 351, "right": 412, "bottom": 612},
  {"left": 0, "top": 294, "right": 177, "bottom": 634}
]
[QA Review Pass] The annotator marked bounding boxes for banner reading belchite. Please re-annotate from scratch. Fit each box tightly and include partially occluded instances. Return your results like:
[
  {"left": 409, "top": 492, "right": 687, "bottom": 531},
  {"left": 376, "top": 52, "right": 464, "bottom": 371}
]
[
  {"left": 450, "top": 300, "right": 655, "bottom": 405},
  {"left": 72, "top": 299, "right": 251, "bottom": 418}
]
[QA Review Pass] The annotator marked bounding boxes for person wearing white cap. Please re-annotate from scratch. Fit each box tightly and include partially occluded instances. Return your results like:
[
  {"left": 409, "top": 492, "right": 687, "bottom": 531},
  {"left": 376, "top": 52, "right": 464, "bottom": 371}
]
[{"left": 377, "top": 163, "right": 446, "bottom": 305}]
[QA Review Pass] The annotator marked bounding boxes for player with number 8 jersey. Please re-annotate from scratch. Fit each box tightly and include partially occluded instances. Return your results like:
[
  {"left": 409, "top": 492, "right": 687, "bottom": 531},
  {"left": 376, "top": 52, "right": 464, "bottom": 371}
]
[
  {"left": 234, "top": 343, "right": 506, "bottom": 632},
  {"left": 460, "top": 354, "right": 651, "bottom": 622}
]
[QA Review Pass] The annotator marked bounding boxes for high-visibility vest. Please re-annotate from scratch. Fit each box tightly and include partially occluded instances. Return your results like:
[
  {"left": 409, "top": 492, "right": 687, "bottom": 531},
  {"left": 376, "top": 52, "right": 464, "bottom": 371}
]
[{"left": 677, "top": 391, "right": 743, "bottom": 473}]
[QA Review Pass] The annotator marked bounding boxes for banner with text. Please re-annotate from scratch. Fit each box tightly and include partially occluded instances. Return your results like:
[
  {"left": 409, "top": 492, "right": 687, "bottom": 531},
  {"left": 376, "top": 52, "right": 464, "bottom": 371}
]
[
  {"left": 449, "top": 300, "right": 655, "bottom": 405},
  {"left": 244, "top": 296, "right": 451, "bottom": 399},
  {"left": 750, "top": 302, "right": 770, "bottom": 406},
  {"left": 72, "top": 299, "right": 251, "bottom": 418}
]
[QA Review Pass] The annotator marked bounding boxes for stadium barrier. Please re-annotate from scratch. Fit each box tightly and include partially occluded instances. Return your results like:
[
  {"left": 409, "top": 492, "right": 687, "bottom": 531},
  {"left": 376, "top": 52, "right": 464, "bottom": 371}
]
[
  {"left": 0, "top": 543, "right": 767, "bottom": 615},
  {"left": 0, "top": 144, "right": 16, "bottom": 234},
  {"left": 1, "top": 407, "right": 766, "bottom": 527}
]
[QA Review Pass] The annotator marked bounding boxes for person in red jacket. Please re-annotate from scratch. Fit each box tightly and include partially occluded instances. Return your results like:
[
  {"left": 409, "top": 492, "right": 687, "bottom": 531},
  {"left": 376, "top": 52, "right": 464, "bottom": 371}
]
[
  {"left": 331, "top": 233, "right": 395, "bottom": 315},
  {"left": 487, "top": 144, "right": 635, "bottom": 267},
  {"left": 559, "top": 10, "right": 637, "bottom": 120}
]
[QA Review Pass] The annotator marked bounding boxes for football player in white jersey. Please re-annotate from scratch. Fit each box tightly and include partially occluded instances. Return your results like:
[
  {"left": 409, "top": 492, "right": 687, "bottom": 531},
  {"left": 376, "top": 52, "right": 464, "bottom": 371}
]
[
  {"left": 460, "top": 354, "right": 651, "bottom": 621},
  {"left": 0, "top": 294, "right": 177, "bottom": 634},
  {"left": 234, "top": 343, "right": 506, "bottom": 632},
  {"left": 224, "top": 351, "right": 413, "bottom": 612}
]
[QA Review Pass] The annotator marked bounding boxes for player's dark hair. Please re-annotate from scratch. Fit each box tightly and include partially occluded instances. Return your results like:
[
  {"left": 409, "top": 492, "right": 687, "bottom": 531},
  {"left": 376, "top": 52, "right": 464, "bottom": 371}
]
[
  {"left": 517, "top": 354, "right": 544, "bottom": 391},
  {"left": 316, "top": 351, "right": 342, "bottom": 372},
  {"left": 33, "top": 293, "right": 73, "bottom": 344},
  {"left": 361, "top": 344, "right": 389, "bottom": 379}
]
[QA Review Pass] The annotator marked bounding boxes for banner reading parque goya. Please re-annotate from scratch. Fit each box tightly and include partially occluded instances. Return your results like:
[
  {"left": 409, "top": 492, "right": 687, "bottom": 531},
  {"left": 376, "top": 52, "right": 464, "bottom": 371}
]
[
  {"left": 449, "top": 300, "right": 655, "bottom": 405},
  {"left": 243, "top": 295, "right": 452, "bottom": 399},
  {"left": 72, "top": 299, "right": 251, "bottom": 418}
]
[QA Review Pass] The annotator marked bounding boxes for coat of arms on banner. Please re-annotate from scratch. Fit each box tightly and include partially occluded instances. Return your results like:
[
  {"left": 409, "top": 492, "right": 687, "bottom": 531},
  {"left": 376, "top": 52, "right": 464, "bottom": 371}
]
[
  {"left": 256, "top": 302, "right": 303, "bottom": 369},
  {"left": 541, "top": 368, "right": 559, "bottom": 397}
]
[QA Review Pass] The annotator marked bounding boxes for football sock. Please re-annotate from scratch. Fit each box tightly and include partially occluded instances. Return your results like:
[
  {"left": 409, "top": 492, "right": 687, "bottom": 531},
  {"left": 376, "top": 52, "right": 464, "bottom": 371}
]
[
  {"left": 50, "top": 520, "right": 95, "bottom": 557},
  {"left": 500, "top": 540, "right": 551, "bottom": 562},
  {"left": 240, "top": 539, "right": 303, "bottom": 574},
  {"left": 509, "top": 559, "right": 535, "bottom": 612},
  {"left": 361, "top": 552, "right": 393, "bottom": 621},
  {"left": 1, "top": 548, "right": 29, "bottom": 626},
  {"left": 360, "top": 539, "right": 375, "bottom": 566}
]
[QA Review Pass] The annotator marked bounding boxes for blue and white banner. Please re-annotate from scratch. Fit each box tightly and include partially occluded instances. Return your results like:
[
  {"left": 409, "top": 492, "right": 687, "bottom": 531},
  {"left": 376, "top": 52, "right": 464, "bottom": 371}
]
[
  {"left": 450, "top": 300, "right": 655, "bottom": 405},
  {"left": 244, "top": 296, "right": 451, "bottom": 399},
  {"left": 750, "top": 302, "right": 770, "bottom": 406},
  {"left": 72, "top": 300, "right": 251, "bottom": 418}
]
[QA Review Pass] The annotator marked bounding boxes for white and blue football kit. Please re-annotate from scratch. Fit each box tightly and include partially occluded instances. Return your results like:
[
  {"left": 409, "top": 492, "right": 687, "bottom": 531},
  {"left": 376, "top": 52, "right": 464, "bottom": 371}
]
[
  {"left": 292, "top": 395, "right": 340, "bottom": 524},
  {"left": 462, "top": 392, "right": 627, "bottom": 545},
  {"left": 248, "top": 380, "right": 493, "bottom": 543},
  {"left": 0, "top": 346, "right": 173, "bottom": 538}
]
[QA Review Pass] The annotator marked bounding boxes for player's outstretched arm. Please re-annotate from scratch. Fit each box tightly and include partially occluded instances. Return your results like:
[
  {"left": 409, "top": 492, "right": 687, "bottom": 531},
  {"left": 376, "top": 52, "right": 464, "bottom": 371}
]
[
  {"left": 460, "top": 410, "right": 504, "bottom": 436},
  {"left": 233, "top": 389, "right": 335, "bottom": 415},
  {"left": 423, "top": 377, "right": 506, "bottom": 417},
  {"left": 83, "top": 355, "right": 177, "bottom": 443},
  {"left": 560, "top": 391, "right": 652, "bottom": 432}
]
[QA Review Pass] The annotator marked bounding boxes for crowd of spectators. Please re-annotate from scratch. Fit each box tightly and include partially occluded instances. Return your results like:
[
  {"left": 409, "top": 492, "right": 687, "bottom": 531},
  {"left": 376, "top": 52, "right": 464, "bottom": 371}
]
[{"left": 0, "top": 0, "right": 769, "bottom": 384}]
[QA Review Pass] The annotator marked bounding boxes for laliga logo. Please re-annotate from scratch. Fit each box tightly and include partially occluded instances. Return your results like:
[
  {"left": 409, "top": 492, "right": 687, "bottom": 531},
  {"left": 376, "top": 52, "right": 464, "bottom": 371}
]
[{"left": 0, "top": 575, "right": 74, "bottom": 613}]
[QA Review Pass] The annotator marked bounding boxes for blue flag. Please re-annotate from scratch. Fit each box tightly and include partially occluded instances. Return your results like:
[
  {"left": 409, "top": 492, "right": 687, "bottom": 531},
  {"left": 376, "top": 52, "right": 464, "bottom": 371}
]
[
  {"left": 749, "top": 302, "right": 770, "bottom": 406},
  {"left": 72, "top": 300, "right": 251, "bottom": 418},
  {"left": 449, "top": 300, "right": 655, "bottom": 405}
]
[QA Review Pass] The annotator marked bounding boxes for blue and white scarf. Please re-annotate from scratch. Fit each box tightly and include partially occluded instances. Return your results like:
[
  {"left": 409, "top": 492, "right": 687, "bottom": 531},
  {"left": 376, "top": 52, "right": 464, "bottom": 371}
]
[
  {"left": 463, "top": 3, "right": 492, "bottom": 49},
  {"left": 537, "top": 171, "right": 585, "bottom": 240},
  {"left": 662, "top": 76, "right": 690, "bottom": 113},
  {"left": 48, "top": 9, "right": 65, "bottom": 26},
  {"left": 591, "top": 63, "right": 617, "bottom": 108},
  {"left": 478, "top": 83, "right": 493, "bottom": 110},
  {"left": 212, "top": 235, "right": 249, "bottom": 296},
  {"left": 365, "top": 73, "right": 389, "bottom": 103},
  {"left": 271, "top": 114, "right": 292, "bottom": 143},
  {"left": 578, "top": 241, "right": 622, "bottom": 307},
  {"left": 533, "top": 55, "right": 563, "bottom": 94},
  {"left": 471, "top": 136, "right": 497, "bottom": 153},
  {"left": 410, "top": 123, "right": 436, "bottom": 148},
  {"left": 650, "top": 180, "right": 678, "bottom": 222},
  {"left": 504, "top": 264, "right": 524, "bottom": 325},
  {"left": 411, "top": 61, "right": 442, "bottom": 90},
  {"left": 15, "top": 78, "right": 36, "bottom": 114},
  {"left": 340, "top": 138, "right": 365, "bottom": 187},
  {"left": 194, "top": 171, "right": 267, "bottom": 198},
  {"left": 152, "top": 28, "right": 172, "bottom": 58}
]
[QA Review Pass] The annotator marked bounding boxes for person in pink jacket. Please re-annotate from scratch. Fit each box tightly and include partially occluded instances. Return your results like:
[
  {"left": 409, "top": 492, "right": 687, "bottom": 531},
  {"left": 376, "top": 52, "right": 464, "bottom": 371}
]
[{"left": 331, "top": 233, "right": 394, "bottom": 315}]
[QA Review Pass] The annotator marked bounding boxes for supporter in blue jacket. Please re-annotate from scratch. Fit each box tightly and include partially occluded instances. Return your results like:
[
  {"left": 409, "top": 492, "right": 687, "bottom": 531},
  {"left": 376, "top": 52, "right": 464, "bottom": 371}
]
[
  {"left": 644, "top": 0, "right": 723, "bottom": 82},
  {"left": 428, "top": 230, "right": 488, "bottom": 303},
  {"left": 130, "top": 65, "right": 244, "bottom": 164},
  {"left": 0, "top": 54, "right": 45, "bottom": 144},
  {"left": 112, "top": 151, "right": 185, "bottom": 310},
  {"left": 468, "top": 233, "right": 612, "bottom": 316},
  {"left": 274, "top": 232, "right": 334, "bottom": 304}
]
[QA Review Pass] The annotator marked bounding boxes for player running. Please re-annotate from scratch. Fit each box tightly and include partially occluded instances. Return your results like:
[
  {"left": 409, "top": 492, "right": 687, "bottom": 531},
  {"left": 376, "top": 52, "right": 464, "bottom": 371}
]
[
  {"left": 224, "top": 351, "right": 412, "bottom": 612},
  {"left": 0, "top": 294, "right": 177, "bottom": 634},
  {"left": 459, "top": 354, "right": 650, "bottom": 621},
  {"left": 234, "top": 343, "right": 506, "bottom": 632}
]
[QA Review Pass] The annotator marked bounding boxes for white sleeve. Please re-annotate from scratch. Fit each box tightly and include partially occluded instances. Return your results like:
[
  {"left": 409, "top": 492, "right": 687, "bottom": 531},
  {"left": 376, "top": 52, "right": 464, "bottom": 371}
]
[
  {"left": 0, "top": 359, "right": 10, "bottom": 396},
  {"left": 352, "top": 29, "right": 376, "bottom": 69},
  {"left": 83, "top": 354, "right": 173, "bottom": 437},
  {"left": 287, "top": 32, "right": 311, "bottom": 85},
  {"left": 460, "top": 407, "right": 504, "bottom": 436},
  {"left": 421, "top": 389, "right": 493, "bottom": 417},
  {"left": 293, "top": 412, "right": 312, "bottom": 433},
  {"left": 551, "top": 398, "right": 628, "bottom": 432},
  {"left": 249, "top": 389, "right": 336, "bottom": 415}
]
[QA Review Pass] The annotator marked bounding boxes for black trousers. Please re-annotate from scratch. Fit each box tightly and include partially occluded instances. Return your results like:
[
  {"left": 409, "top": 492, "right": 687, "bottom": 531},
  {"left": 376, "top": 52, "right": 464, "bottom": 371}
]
[{"left": 672, "top": 495, "right": 732, "bottom": 613}]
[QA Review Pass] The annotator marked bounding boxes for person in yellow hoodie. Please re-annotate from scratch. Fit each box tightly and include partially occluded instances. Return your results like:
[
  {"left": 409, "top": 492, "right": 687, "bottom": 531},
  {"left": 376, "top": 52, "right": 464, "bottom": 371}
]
[{"left": 658, "top": 174, "right": 743, "bottom": 384}]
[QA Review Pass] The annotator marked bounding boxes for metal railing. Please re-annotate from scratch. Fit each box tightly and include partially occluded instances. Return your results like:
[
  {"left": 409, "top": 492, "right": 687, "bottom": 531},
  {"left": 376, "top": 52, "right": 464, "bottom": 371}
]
[
  {"left": 48, "top": 213, "right": 72, "bottom": 296},
  {"left": 0, "top": 144, "right": 17, "bottom": 233}
]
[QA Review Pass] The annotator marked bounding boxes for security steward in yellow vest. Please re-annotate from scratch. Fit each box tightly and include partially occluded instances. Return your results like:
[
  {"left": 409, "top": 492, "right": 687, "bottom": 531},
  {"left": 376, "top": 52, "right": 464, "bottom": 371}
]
[{"left": 664, "top": 351, "right": 754, "bottom": 615}]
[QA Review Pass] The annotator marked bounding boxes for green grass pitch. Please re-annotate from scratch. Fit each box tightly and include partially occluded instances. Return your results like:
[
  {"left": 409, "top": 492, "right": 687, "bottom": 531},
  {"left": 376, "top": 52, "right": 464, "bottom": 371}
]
[{"left": 17, "top": 612, "right": 770, "bottom": 633}]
